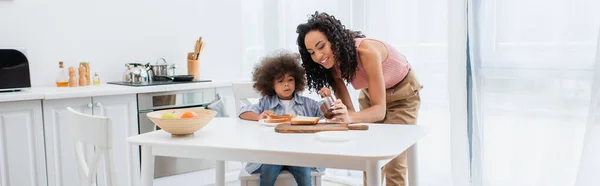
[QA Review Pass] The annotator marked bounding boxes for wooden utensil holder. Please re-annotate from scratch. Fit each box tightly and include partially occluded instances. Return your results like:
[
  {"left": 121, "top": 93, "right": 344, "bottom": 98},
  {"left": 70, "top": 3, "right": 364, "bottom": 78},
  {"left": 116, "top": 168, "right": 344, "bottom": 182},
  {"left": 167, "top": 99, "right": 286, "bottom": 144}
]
[{"left": 187, "top": 59, "right": 200, "bottom": 81}]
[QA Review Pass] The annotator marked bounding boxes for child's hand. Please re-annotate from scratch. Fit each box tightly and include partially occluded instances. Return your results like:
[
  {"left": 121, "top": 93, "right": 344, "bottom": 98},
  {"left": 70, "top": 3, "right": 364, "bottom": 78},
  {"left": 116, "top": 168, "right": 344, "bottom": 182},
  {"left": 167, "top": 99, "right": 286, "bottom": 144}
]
[
  {"left": 319, "top": 87, "right": 332, "bottom": 97},
  {"left": 330, "top": 99, "right": 352, "bottom": 123},
  {"left": 260, "top": 110, "right": 275, "bottom": 119}
]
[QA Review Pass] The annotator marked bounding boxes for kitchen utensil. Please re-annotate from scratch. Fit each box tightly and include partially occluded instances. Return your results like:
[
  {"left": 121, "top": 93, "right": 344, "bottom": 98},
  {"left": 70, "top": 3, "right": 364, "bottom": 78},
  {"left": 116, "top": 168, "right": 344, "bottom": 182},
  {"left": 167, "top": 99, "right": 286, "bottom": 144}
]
[
  {"left": 188, "top": 59, "right": 200, "bottom": 80},
  {"left": 78, "top": 64, "right": 87, "bottom": 86},
  {"left": 146, "top": 108, "right": 217, "bottom": 136},
  {"left": 168, "top": 64, "right": 177, "bottom": 76},
  {"left": 274, "top": 123, "right": 369, "bottom": 133},
  {"left": 123, "top": 63, "right": 152, "bottom": 83},
  {"left": 154, "top": 75, "right": 195, "bottom": 82},
  {"left": 80, "top": 62, "right": 90, "bottom": 85},
  {"left": 150, "top": 58, "right": 169, "bottom": 79},
  {"left": 68, "top": 67, "right": 77, "bottom": 87}
]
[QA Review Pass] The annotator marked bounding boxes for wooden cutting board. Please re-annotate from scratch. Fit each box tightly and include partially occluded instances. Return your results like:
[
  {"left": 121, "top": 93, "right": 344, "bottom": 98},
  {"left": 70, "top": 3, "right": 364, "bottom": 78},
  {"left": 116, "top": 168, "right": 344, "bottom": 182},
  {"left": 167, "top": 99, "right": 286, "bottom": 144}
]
[{"left": 274, "top": 123, "right": 369, "bottom": 133}]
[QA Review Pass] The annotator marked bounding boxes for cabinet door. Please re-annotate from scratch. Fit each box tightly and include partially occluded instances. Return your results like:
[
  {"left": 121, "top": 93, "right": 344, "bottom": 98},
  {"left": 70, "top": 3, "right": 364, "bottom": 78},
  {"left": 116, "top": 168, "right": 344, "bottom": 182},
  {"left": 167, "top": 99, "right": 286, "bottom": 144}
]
[
  {"left": 43, "top": 98, "right": 93, "bottom": 186},
  {"left": 0, "top": 100, "right": 46, "bottom": 186},
  {"left": 92, "top": 94, "right": 139, "bottom": 186}
]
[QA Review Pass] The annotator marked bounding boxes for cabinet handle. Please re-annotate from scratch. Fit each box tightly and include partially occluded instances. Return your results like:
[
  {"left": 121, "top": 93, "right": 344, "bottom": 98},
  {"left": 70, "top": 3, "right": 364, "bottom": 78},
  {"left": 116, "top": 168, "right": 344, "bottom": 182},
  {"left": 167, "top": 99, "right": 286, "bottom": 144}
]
[
  {"left": 95, "top": 102, "right": 103, "bottom": 107},
  {"left": 87, "top": 103, "right": 93, "bottom": 108}
]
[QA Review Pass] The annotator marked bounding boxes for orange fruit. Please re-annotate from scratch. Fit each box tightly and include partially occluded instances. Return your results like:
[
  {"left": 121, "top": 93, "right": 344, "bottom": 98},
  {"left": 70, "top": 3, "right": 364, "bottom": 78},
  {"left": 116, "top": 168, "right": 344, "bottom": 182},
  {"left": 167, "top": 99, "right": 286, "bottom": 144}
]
[{"left": 180, "top": 111, "right": 198, "bottom": 118}]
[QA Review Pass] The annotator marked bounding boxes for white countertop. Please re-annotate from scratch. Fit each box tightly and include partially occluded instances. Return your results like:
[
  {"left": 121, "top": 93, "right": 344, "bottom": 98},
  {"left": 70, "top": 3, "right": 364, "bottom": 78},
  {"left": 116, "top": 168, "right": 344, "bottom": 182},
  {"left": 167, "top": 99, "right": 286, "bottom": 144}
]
[
  {"left": 0, "top": 90, "right": 45, "bottom": 103},
  {"left": 0, "top": 81, "right": 232, "bottom": 103}
]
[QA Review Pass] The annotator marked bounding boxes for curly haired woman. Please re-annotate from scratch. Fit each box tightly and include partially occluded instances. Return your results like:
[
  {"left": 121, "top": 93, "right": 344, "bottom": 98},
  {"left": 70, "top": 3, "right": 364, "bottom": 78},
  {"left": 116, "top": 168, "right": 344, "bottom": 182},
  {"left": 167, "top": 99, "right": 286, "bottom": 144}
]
[{"left": 296, "top": 11, "right": 423, "bottom": 186}]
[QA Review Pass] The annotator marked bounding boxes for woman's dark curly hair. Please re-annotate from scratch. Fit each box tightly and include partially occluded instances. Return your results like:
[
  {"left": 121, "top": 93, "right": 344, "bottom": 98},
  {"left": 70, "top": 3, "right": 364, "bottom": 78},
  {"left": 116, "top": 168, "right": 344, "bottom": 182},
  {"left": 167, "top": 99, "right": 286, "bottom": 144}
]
[
  {"left": 296, "top": 11, "right": 365, "bottom": 92},
  {"left": 252, "top": 51, "right": 307, "bottom": 97}
]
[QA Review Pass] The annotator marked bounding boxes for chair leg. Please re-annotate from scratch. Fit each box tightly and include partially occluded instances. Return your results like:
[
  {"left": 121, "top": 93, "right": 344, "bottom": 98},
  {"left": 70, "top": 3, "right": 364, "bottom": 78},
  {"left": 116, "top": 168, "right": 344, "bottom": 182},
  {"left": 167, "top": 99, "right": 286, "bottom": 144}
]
[
  {"left": 105, "top": 149, "right": 116, "bottom": 186},
  {"left": 315, "top": 175, "right": 322, "bottom": 186}
]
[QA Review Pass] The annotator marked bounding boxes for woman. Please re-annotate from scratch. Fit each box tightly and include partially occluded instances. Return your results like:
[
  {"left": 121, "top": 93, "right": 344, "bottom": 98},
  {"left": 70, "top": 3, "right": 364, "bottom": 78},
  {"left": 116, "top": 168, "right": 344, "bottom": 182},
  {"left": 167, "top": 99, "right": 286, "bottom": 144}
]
[{"left": 296, "top": 11, "right": 423, "bottom": 186}]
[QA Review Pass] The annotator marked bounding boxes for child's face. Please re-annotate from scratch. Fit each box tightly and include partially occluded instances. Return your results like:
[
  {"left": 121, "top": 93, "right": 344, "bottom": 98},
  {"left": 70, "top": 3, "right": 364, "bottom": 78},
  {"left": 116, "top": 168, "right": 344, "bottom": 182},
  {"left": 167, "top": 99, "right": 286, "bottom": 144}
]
[{"left": 273, "top": 73, "right": 296, "bottom": 100}]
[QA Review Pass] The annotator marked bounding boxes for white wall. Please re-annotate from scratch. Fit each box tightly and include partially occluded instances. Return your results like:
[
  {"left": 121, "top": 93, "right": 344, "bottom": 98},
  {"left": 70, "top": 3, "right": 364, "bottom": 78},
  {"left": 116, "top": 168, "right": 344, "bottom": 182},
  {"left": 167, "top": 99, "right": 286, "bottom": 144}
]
[{"left": 0, "top": 0, "right": 244, "bottom": 87}]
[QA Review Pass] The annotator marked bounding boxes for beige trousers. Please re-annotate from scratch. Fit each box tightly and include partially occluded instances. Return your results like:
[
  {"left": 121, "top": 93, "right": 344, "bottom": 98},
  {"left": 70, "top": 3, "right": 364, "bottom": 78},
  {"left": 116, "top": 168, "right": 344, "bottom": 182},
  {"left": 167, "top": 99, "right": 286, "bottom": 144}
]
[{"left": 358, "top": 69, "right": 422, "bottom": 186}]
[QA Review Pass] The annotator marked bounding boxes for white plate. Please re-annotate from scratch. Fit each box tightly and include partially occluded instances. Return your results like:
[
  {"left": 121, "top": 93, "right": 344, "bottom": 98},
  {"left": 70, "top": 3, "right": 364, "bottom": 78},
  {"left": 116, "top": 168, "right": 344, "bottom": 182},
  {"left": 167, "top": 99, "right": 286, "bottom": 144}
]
[
  {"left": 315, "top": 131, "right": 355, "bottom": 142},
  {"left": 258, "top": 119, "right": 286, "bottom": 127}
]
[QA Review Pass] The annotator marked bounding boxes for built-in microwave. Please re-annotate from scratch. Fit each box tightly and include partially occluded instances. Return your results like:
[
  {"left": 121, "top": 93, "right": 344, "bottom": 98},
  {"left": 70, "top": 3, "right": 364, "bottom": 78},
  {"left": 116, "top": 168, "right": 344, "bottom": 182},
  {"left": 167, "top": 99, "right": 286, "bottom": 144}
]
[{"left": 0, "top": 49, "right": 31, "bottom": 92}]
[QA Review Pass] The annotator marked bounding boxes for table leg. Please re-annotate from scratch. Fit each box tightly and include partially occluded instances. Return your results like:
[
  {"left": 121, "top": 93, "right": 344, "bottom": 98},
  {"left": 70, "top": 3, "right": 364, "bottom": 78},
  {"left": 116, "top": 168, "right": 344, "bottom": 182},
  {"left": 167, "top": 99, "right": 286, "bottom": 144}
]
[
  {"left": 141, "top": 146, "right": 154, "bottom": 186},
  {"left": 366, "top": 160, "right": 382, "bottom": 186},
  {"left": 216, "top": 160, "right": 225, "bottom": 186},
  {"left": 407, "top": 144, "right": 419, "bottom": 186}
]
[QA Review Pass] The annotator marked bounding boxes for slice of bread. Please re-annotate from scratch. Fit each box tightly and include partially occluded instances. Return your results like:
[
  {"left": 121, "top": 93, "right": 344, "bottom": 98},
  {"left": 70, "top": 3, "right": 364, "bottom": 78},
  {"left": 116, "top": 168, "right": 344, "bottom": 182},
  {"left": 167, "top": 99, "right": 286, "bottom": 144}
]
[
  {"left": 264, "top": 118, "right": 290, "bottom": 123},
  {"left": 290, "top": 116, "right": 320, "bottom": 125},
  {"left": 264, "top": 114, "right": 294, "bottom": 123},
  {"left": 268, "top": 114, "right": 294, "bottom": 120}
]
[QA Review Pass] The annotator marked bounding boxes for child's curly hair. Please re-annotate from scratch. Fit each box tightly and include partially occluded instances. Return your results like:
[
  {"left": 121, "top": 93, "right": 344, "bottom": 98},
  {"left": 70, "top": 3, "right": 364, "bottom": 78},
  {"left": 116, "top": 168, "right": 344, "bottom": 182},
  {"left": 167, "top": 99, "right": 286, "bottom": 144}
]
[{"left": 252, "top": 51, "right": 307, "bottom": 97}]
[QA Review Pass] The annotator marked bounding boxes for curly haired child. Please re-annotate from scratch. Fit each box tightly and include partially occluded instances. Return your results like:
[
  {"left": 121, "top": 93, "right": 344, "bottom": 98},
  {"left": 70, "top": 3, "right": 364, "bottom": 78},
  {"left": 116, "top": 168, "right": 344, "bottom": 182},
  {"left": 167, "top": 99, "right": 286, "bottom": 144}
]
[{"left": 238, "top": 51, "right": 323, "bottom": 186}]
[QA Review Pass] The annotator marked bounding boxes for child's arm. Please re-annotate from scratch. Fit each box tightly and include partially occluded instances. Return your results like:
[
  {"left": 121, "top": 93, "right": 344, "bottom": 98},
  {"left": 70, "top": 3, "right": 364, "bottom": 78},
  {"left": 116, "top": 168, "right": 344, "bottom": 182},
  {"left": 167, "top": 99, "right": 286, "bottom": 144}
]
[
  {"left": 240, "top": 110, "right": 274, "bottom": 121},
  {"left": 238, "top": 97, "right": 273, "bottom": 121}
]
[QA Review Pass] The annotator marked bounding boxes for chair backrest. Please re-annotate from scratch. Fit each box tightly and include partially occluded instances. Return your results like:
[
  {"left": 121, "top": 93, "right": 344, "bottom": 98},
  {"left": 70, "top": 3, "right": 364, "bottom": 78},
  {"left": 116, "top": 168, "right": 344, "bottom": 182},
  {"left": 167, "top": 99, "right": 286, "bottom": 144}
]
[
  {"left": 232, "top": 81, "right": 262, "bottom": 116},
  {"left": 64, "top": 107, "right": 115, "bottom": 186}
]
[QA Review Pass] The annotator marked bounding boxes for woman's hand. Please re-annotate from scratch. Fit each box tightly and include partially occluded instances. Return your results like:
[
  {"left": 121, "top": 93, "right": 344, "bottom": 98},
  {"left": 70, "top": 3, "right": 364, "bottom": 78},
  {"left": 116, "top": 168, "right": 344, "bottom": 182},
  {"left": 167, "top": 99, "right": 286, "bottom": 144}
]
[
  {"left": 318, "top": 87, "right": 332, "bottom": 97},
  {"left": 329, "top": 99, "right": 352, "bottom": 123},
  {"left": 260, "top": 110, "right": 274, "bottom": 119}
]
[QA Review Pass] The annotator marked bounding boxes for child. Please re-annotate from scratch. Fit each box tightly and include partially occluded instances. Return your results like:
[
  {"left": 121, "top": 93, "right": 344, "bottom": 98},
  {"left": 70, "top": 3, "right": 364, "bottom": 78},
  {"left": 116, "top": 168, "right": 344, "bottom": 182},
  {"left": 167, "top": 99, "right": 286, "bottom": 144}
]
[{"left": 239, "top": 51, "right": 323, "bottom": 186}]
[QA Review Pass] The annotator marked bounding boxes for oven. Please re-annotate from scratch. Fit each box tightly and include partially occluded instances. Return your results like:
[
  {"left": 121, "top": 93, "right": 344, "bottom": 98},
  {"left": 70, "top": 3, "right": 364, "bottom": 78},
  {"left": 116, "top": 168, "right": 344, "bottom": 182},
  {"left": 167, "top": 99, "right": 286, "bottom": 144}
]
[{"left": 137, "top": 88, "right": 217, "bottom": 178}]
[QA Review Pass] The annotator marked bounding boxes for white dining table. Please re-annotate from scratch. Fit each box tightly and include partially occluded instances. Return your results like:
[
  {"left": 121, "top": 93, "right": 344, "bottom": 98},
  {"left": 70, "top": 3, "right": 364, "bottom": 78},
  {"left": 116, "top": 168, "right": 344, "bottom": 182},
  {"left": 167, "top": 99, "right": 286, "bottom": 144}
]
[{"left": 128, "top": 118, "right": 429, "bottom": 186}]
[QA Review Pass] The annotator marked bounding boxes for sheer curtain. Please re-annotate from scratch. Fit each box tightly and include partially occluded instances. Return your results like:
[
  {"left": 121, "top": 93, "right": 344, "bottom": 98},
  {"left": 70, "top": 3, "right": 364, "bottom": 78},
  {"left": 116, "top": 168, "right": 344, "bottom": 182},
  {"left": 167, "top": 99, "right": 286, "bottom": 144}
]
[
  {"left": 574, "top": 27, "right": 600, "bottom": 186},
  {"left": 468, "top": 0, "right": 600, "bottom": 185}
]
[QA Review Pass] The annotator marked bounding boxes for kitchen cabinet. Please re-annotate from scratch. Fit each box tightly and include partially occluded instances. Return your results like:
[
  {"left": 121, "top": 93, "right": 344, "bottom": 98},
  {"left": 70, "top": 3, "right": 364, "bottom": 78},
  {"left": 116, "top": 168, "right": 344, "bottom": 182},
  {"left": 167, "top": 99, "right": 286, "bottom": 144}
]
[
  {"left": 43, "top": 95, "right": 139, "bottom": 186},
  {"left": 0, "top": 100, "right": 47, "bottom": 186}
]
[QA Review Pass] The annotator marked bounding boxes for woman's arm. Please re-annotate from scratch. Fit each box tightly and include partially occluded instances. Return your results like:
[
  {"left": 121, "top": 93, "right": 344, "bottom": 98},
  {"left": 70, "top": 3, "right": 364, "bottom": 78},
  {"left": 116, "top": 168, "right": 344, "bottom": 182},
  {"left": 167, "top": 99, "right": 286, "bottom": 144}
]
[
  {"left": 330, "top": 70, "right": 356, "bottom": 112},
  {"left": 336, "top": 40, "right": 388, "bottom": 123}
]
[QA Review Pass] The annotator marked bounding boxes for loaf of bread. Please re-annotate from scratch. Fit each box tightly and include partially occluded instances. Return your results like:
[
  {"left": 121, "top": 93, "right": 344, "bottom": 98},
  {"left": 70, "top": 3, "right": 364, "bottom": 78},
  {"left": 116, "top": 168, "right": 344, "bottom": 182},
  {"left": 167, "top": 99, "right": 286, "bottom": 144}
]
[{"left": 290, "top": 116, "right": 320, "bottom": 125}]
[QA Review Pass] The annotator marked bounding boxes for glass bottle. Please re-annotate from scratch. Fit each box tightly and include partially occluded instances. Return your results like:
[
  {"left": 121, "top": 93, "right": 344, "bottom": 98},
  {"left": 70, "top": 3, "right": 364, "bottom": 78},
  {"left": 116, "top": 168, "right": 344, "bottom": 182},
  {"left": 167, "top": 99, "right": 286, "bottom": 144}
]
[
  {"left": 55, "top": 61, "right": 69, "bottom": 87},
  {"left": 93, "top": 72, "right": 100, "bottom": 85}
]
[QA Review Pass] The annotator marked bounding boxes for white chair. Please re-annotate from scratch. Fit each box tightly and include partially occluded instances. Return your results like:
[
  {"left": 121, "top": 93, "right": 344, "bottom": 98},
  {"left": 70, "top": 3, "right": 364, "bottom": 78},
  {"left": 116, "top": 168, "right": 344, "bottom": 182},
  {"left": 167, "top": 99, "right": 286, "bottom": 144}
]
[
  {"left": 64, "top": 107, "right": 116, "bottom": 186},
  {"left": 232, "top": 81, "right": 262, "bottom": 116},
  {"left": 232, "top": 81, "right": 324, "bottom": 186}
]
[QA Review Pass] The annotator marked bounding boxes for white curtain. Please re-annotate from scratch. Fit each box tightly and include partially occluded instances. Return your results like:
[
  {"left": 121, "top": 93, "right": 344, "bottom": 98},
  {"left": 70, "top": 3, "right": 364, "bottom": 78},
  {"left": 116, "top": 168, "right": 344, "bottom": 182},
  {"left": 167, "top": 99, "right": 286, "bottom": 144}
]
[
  {"left": 468, "top": 0, "right": 600, "bottom": 185},
  {"left": 574, "top": 26, "right": 600, "bottom": 186},
  {"left": 242, "top": 0, "right": 470, "bottom": 185}
]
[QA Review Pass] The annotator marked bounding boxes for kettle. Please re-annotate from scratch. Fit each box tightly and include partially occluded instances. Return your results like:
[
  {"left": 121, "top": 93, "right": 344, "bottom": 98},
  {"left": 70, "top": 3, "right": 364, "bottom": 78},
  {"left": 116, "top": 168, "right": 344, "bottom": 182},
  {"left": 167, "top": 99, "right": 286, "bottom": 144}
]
[{"left": 123, "top": 63, "right": 153, "bottom": 83}]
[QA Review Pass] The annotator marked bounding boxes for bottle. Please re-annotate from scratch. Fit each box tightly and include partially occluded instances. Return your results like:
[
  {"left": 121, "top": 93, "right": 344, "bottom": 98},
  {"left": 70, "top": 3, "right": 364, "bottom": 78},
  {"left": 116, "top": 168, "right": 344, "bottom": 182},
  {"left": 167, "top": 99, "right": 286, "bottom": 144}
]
[
  {"left": 93, "top": 72, "right": 100, "bottom": 85},
  {"left": 55, "top": 61, "right": 69, "bottom": 87}
]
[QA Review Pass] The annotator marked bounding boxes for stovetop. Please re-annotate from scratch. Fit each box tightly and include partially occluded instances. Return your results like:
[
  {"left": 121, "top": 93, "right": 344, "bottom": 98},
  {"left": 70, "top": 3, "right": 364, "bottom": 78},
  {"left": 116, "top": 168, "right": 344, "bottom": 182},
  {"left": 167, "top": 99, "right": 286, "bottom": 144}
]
[{"left": 107, "top": 79, "right": 212, "bottom": 87}]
